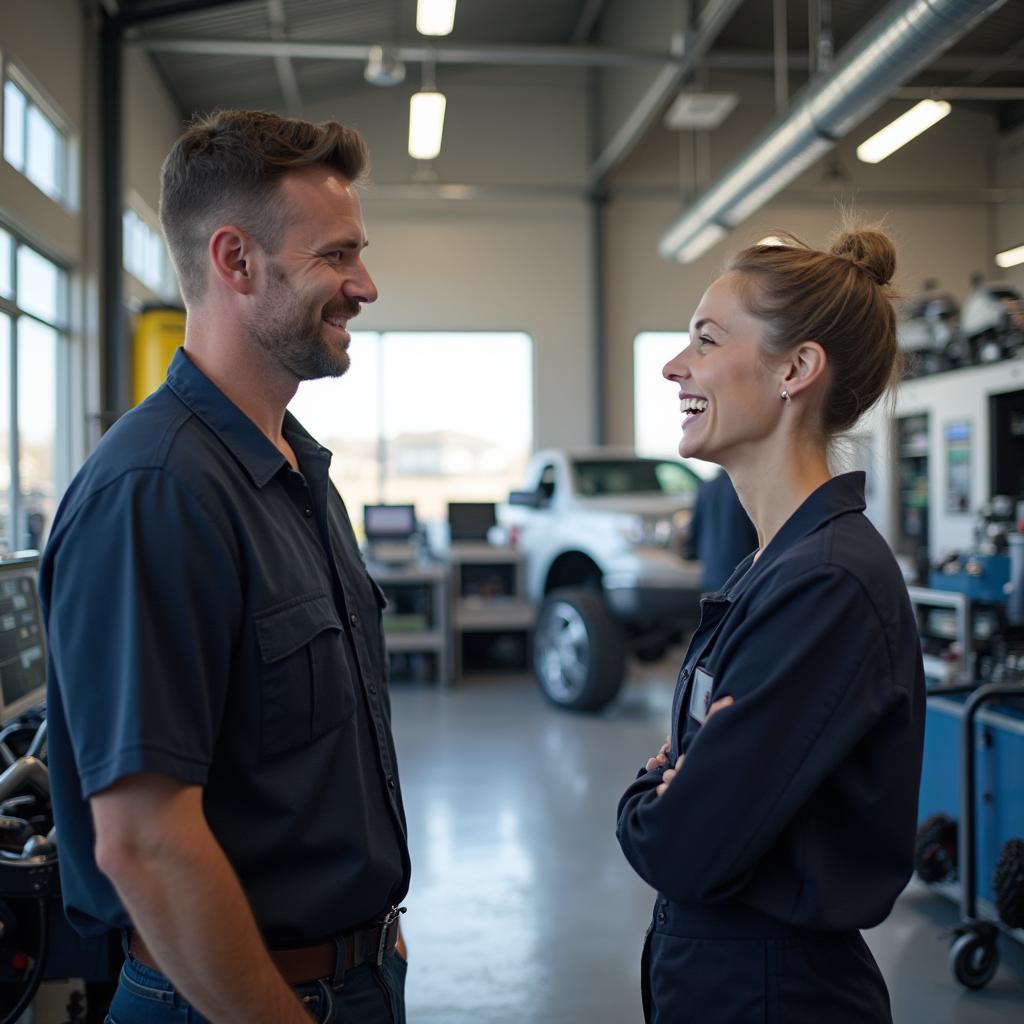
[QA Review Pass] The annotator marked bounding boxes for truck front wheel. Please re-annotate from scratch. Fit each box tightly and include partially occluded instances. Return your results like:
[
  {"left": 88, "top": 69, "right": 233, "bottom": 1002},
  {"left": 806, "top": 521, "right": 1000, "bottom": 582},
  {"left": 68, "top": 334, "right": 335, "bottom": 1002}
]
[{"left": 532, "top": 587, "right": 625, "bottom": 711}]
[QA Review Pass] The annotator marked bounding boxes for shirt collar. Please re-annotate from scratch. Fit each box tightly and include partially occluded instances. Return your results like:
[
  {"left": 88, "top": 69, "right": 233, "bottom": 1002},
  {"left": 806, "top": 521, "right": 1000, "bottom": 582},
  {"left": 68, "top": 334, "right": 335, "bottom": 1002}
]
[
  {"left": 721, "top": 472, "right": 867, "bottom": 598},
  {"left": 165, "top": 347, "right": 330, "bottom": 488}
]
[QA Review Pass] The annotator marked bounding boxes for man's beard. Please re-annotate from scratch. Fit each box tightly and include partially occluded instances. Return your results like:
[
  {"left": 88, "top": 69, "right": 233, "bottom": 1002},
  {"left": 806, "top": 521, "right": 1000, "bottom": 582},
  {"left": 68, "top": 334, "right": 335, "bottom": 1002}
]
[{"left": 245, "top": 263, "right": 352, "bottom": 381}]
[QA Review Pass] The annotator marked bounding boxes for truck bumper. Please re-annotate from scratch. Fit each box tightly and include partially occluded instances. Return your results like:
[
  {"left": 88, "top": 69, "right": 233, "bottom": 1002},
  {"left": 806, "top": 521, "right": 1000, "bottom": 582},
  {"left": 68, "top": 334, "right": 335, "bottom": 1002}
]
[{"left": 603, "top": 569, "right": 702, "bottom": 629}]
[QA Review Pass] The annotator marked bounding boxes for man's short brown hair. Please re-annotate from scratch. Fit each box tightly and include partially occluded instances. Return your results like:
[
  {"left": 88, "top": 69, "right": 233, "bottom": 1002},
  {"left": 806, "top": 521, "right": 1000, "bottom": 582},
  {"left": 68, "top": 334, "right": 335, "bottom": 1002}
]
[{"left": 159, "top": 109, "right": 368, "bottom": 304}]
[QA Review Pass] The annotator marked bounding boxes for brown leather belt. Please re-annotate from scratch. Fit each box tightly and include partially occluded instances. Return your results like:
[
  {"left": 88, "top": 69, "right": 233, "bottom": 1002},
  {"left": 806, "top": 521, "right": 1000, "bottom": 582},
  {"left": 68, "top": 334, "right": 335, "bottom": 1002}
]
[{"left": 129, "top": 907, "right": 404, "bottom": 986}]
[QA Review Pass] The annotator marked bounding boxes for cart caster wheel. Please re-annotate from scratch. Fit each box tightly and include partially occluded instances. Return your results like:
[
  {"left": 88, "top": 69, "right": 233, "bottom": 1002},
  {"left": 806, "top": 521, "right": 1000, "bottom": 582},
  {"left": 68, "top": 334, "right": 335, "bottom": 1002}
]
[{"left": 949, "top": 931, "right": 1000, "bottom": 990}]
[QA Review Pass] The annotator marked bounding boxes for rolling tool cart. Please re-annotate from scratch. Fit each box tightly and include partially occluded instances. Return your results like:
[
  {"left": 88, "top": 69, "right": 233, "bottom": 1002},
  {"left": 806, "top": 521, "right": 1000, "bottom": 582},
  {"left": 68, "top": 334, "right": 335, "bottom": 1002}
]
[
  {"left": 913, "top": 531, "right": 1024, "bottom": 990},
  {"left": 946, "top": 680, "right": 1024, "bottom": 990}
]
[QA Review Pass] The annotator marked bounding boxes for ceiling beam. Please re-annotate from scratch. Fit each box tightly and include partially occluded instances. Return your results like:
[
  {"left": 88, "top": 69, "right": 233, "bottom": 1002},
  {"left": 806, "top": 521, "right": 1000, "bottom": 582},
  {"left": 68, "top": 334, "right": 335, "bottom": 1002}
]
[
  {"left": 128, "top": 36, "right": 712, "bottom": 69},
  {"left": 127, "top": 35, "right": 1024, "bottom": 77},
  {"left": 570, "top": 0, "right": 608, "bottom": 44},
  {"left": 266, "top": 0, "right": 302, "bottom": 114},
  {"left": 352, "top": 181, "right": 1024, "bottom": 205},
  {"left": 586, "top": 0, "right": 746, "bottom": 186}
]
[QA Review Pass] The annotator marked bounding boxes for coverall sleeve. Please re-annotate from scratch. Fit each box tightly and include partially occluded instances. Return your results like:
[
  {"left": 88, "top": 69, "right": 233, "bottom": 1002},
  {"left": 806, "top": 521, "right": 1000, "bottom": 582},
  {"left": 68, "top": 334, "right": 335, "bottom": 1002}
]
[
  {"left": 616, "top": 563, "right": 903, "bottom": 905},
  {"left": 44, "top": 469, "right": 243, "bottom": 798}
]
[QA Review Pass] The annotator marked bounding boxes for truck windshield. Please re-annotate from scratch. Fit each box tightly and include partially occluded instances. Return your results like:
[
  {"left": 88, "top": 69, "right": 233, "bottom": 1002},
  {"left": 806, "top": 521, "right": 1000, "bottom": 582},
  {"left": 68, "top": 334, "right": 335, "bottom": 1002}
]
[{"left": 572, "top": 460, "right": 698, "bottom": 497}]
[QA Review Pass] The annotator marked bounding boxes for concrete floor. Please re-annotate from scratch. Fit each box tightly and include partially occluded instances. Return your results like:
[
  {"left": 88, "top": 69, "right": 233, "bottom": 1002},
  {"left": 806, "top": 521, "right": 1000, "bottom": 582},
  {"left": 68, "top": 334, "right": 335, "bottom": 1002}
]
[{"left": 391, "top": 660, "right": 1024, "bottom": 1024}]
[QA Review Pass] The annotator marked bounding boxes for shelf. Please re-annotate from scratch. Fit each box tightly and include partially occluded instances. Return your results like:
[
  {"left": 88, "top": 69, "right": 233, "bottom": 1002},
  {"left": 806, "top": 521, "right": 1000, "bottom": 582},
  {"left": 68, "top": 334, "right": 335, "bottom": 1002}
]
[
  {"left": 386, "top": 631, "right": 446, "bottom": 652},
  {"left": 448, "top": 546, "right": 535, "bottom": 681},
  {"left": 371, "top": 561, "right": 450, "bottom": 686},
  {"left": 454, "top": 601, "right": 536, "bottom": 631}
]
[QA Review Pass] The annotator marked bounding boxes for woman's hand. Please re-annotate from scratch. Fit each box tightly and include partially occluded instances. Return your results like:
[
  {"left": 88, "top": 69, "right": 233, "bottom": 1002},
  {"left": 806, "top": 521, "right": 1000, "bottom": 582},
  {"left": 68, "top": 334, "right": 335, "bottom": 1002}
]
[
  {"left": 645, "top": 736, "right": 671, "bottom": 773},
  {"left": 655, "top": 697, "right": 734, "bottom": 796}
]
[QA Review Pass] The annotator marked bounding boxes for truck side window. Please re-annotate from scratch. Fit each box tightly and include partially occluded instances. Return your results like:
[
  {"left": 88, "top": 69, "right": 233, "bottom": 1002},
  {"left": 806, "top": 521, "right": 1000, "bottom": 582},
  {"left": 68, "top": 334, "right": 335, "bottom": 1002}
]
[{"left": 539, "top": 465, "right": 556, "bottom": 504}]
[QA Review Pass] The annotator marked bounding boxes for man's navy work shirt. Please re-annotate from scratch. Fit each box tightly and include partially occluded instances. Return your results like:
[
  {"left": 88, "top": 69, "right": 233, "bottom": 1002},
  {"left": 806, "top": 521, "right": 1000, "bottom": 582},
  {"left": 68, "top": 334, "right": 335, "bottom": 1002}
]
[
  {"left": 685, "top": 470, "right": 758, "bottom": 592},
  {"left": 618, "top": 473, "right": 926, "bottom": 932},
  {"left": 41, "top": 348, "right": 410, "bottom": 946}
]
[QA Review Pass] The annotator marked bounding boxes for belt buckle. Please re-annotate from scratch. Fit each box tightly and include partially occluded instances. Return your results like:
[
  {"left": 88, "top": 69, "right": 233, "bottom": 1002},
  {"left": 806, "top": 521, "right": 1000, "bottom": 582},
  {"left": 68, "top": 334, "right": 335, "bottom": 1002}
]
[{"left": 376, "top": 905, "right": 406, "bottom": 967}]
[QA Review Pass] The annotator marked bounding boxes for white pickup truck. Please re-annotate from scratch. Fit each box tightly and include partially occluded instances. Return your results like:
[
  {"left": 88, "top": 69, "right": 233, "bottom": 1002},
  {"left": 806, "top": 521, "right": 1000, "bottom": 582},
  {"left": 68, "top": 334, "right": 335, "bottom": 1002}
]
[{"left": 499, "top": 448, "right": 704, "bottom": 711}]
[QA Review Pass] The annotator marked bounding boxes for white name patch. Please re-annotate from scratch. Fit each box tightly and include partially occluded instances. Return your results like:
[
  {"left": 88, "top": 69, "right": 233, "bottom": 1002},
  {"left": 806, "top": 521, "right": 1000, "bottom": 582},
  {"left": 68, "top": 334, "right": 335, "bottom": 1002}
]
[{"left": 689, "top": 667, "right": 715, "bottom": 725}]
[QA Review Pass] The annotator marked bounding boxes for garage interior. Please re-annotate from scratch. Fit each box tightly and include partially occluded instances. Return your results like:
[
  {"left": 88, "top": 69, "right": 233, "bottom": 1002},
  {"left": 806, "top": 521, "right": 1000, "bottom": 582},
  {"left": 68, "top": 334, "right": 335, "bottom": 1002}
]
[{"left": 1, "top": 0, "right": 1024, "bottom": 1021}]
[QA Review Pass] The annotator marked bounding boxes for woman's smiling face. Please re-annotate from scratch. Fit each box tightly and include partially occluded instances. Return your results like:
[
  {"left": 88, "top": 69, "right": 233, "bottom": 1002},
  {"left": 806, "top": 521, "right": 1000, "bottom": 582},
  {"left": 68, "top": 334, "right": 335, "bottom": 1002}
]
[{"left": 662, "top": 271, "right": 785, "bottom": 467}]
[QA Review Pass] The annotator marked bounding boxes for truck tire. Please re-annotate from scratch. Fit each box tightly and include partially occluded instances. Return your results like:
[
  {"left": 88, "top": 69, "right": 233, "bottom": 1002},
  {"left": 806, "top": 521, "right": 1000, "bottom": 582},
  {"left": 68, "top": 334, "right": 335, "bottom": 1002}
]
[{"left": 532, "top": 587, "right": 625, "bottom": 711}]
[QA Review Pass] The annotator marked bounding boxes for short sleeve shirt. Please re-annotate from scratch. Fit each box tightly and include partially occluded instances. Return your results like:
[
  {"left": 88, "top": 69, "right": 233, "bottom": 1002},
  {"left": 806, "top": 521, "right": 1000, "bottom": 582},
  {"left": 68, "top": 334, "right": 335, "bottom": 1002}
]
[{"left": 41, "top": 348, "right": 410, "bottom": 945}]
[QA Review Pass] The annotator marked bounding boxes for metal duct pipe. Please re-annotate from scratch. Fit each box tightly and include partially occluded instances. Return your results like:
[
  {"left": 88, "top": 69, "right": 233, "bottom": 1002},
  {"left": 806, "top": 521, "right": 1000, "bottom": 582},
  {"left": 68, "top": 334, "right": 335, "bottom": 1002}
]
[{"left": 659, "top": 0, "right": 1008, "bottom": 262}]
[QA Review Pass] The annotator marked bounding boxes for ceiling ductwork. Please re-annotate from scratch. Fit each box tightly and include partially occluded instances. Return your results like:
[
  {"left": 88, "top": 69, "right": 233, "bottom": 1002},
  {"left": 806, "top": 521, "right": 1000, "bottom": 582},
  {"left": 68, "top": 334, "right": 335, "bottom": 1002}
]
[{"left": 658, "top": 0, "right": 1010, "bottom": 263}]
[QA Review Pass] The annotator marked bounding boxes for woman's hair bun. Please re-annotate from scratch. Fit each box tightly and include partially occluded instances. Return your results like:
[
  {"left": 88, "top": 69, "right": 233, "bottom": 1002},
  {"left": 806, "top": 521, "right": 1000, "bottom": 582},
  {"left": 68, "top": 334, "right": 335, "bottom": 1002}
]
[{"left": 829, "top": 228, "right": 896, "bottom": 287}]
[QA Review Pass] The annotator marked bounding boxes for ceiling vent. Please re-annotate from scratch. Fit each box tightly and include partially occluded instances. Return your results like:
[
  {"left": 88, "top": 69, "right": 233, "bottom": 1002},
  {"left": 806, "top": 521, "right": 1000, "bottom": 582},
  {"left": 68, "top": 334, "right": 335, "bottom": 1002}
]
[{"left": 663, "top": 92, "right": 738, "bottom": 131}]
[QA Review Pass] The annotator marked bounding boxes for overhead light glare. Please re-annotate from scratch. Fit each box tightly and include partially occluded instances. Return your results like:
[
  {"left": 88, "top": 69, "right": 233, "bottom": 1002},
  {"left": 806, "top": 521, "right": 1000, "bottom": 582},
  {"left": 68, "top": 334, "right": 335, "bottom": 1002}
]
[
  {"left": 408, "top": 90, "right": 446, "bottom": 160},
  {"left": 995, "top": 244, "right": 1024, "bottom": 269},
  {"left": 676, "top": 224, "right": 727, "bottom": 264},
  {"left": 856, "top": 100, "right": 951, "bottom": 164},
  {"left": 417, "top": 0, "right": 456, "bottom": 36}
]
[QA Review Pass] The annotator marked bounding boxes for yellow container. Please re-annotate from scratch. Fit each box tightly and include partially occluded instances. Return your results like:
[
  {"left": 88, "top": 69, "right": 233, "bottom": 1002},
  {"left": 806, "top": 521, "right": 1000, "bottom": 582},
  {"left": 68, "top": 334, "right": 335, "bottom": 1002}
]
[{"left": 132, "top": 305, "right": 186, "bottom": 406}]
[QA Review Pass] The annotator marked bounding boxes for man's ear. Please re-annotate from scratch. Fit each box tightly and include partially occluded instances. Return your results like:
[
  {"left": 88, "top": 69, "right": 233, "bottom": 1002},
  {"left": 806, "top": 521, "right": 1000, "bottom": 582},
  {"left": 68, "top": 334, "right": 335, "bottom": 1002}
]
[
  {"left": 208, "top": 225, "right": 256, "bottom": 295},
  {"left": 781, "top": 340, "right": 827, "bottom": 398}
]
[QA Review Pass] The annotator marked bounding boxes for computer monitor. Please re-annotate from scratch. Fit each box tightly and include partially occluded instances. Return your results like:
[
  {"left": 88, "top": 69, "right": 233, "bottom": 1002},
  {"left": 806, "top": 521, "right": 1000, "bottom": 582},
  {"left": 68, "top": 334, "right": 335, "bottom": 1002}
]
[
  {"left": 448, "top": 502, "right": 497, "bottom": 543},
  {"left": 364, "top": 504, "right": 418, "bottom": 542},
  {"left": 0, "top": 554, "right": 47, "bottom": 725}
]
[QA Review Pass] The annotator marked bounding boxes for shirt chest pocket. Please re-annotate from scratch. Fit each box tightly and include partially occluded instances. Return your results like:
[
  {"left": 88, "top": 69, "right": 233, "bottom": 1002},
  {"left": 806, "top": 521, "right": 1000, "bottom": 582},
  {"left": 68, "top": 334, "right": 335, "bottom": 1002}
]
[{"left": 254, "top": 592, "right": 356, "bottom": 758}]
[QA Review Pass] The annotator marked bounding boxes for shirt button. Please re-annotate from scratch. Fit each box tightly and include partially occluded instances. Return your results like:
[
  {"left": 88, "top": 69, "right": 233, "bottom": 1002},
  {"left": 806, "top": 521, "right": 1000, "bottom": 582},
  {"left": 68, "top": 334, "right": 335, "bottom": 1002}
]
[
  {"left": 303, "top": 507, "right": 313, "bottom": 517},
  {"left": 387, "top": 775, "right": 396, "bottom": 790},
  {"left": 349, "top": 612, "right": 359, "bottom": 627},
  {"left": 369, "top": 683, "right": 377, "bottom": 695}
]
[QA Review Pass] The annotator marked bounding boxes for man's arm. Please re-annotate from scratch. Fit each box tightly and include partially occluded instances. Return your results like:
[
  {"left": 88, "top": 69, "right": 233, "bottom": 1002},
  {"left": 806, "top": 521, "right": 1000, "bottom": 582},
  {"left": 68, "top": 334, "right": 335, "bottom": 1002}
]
[{"left": 92, "top": 774, "right": 312, "bottom": 1024}]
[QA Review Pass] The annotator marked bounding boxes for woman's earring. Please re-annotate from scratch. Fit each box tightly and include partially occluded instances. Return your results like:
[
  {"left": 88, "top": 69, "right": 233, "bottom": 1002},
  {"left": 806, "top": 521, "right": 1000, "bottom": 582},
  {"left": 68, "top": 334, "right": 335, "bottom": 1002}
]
[{"left": 780, "top": 389, "right": 791, "bottom": 402}]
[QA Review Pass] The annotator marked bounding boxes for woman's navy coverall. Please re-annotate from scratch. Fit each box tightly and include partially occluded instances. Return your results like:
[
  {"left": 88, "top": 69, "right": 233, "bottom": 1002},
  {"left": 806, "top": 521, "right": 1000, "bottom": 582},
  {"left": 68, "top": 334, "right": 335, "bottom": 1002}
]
[{"left": 618, "top": 473, "right": 926, "bottom": 1024}]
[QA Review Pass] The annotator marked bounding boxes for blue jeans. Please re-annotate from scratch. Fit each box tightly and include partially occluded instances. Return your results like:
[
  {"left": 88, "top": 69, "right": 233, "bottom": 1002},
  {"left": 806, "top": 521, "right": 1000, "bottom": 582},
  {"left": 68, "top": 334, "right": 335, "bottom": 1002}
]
[{"left": 104, "top": 950, "right": 407, "bottom": 1024}]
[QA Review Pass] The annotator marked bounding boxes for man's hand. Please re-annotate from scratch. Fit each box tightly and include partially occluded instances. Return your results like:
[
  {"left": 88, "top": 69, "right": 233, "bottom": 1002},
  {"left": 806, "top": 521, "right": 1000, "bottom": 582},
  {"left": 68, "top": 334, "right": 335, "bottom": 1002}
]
[
  {"left": 645, "top": 736, "right": 671, "bottom": 773},
  {"left": 655, "top": 697, "right": 734, "bottom": 796}
]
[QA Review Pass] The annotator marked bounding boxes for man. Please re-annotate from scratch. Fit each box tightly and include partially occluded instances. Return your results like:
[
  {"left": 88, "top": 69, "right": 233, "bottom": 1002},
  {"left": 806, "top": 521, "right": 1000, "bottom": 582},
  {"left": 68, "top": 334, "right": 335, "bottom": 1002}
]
[
  {"left": 686, "top": 469, "right": 758, "bottom": 593},
  {"left": 41, "top": 110, "right": 409, "bottom": 1024}
]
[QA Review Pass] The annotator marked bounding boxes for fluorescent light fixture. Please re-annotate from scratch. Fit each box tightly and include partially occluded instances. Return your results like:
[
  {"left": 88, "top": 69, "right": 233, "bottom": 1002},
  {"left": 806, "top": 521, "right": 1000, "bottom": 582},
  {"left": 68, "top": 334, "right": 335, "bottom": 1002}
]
[
  {"left": 675, "top": 224, "right": 727, "bottom": 264},
  {"left": 722, "top": 137, "right": 833, "bottom": 226},
  {"left": 856, "top": 100, "right": 951, "bottom": 164},
  {"left": 408, "top": 90, "right": 447, "bottom": 160},
  {"left": 417, "top": 0, "right": 456, "bottom": 36},
  {"left": 995, "top": 244, "right": 1024, "bottom": 269}
]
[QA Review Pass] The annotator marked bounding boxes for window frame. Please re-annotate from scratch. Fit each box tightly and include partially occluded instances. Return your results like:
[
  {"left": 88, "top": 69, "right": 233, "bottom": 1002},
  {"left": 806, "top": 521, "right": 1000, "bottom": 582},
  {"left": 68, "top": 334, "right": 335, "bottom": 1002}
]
[
  {"left": 1, "top": 59, "right": 75, "bottom": 208},
  {"left": 0, "top": 221, "right": 71, "bottom": 553}
]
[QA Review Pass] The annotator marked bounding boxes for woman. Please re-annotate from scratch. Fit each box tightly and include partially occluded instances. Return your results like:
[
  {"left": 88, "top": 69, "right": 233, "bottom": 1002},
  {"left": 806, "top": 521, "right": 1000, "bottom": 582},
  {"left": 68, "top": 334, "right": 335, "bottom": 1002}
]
[{"left": 617, "top": 228, "right": 926, "bottom": 1024}]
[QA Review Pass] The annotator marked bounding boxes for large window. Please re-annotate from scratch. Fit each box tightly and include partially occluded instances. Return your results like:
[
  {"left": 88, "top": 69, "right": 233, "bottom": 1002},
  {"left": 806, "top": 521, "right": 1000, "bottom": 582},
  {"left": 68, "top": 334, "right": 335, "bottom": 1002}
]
[
  {"left": 288, "top": 332, "right": 533, "bottom": 537},
  {"left": 634, "top": 332, "right": 716, "bottom": 478},
  {"left": 3, "top": 70, "right": 70, "bottom": 205},
  {"left": 0, "top": 225, "right": 69, "bottom": 552}
]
